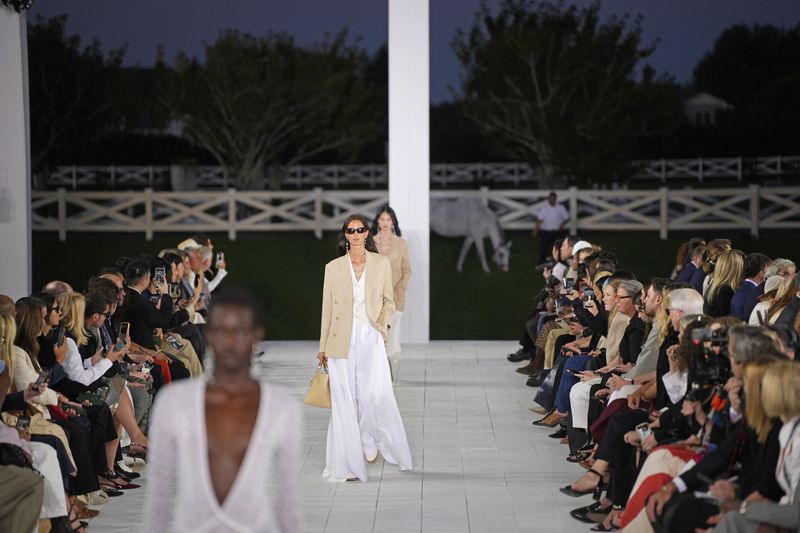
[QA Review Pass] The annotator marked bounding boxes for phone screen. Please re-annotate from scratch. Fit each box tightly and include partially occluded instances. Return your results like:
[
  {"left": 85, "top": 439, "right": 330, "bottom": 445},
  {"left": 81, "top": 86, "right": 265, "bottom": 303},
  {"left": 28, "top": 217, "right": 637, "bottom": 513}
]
[
  {"left": 119, "top": 322, "right": 130, "bottom": 338},
  {"left": 56, "top": 326, "right": 66, "bottom": 346},
  {"left": 16, "top": 416, "right": 30, "bottom": 431},
  {"left": 216, "top": 251, "right": 223, "bottom": 263}
]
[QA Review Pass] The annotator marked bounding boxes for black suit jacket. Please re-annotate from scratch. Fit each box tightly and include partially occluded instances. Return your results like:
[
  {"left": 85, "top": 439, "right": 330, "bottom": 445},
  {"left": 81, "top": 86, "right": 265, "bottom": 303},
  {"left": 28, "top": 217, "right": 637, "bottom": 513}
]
[{"left": 123, "top": 287, "right": 170, "bottom": 350}]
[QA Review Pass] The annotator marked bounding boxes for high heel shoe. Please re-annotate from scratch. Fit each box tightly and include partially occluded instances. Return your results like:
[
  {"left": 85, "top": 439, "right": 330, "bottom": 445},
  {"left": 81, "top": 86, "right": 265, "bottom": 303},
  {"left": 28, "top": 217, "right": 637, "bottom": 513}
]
[{"left": 559, "top": 468, "right": 605, "bottom": 498}]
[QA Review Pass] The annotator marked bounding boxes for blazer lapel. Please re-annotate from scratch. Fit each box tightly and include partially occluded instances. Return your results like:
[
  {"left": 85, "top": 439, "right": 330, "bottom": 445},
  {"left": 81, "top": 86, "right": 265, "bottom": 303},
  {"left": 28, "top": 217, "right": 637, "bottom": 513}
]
[{"left": 364, "top": 252, "right": 376, "bottom": 296}]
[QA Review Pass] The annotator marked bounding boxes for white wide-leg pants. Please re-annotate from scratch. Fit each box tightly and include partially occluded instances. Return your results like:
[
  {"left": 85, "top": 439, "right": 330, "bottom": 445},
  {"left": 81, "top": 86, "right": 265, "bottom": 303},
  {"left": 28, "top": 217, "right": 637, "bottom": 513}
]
[
  {"left": 569, "top": 379, "right": 600, "bottom": 430},
  {"left": 389, "top": 311, "right": 403, "bottom": 357},
  {"left": 29, "top": 441, "right": 68, "bottom": 519},
  {"left": 323, "top": 321, "right": 413, "bottom": 482}
]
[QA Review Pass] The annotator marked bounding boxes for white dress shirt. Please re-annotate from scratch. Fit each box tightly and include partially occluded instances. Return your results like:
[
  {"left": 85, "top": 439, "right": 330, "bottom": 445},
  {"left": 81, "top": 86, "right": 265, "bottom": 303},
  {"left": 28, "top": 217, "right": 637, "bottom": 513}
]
[
  {"left": 537, "top": 203, "right": 569, "bottom": 231},
  {"left": 62, "top": 337, "right": 112, "bottom": 385}
]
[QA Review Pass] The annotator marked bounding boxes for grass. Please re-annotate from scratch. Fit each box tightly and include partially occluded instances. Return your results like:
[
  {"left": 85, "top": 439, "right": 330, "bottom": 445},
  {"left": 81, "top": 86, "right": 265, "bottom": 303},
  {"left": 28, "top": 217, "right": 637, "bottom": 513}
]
[{"left": 32, "top": 229, "right": 796, "bottom": 340}]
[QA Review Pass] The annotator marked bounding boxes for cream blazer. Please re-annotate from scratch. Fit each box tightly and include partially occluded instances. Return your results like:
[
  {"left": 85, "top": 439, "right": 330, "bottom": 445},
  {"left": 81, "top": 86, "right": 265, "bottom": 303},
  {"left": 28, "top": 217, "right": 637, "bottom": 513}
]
[
  {"left": 319, "top": 252, "right": 395, "bottom": 358},
  {"left": 374, "top": 233, "right": 412, "bottom": 311}
]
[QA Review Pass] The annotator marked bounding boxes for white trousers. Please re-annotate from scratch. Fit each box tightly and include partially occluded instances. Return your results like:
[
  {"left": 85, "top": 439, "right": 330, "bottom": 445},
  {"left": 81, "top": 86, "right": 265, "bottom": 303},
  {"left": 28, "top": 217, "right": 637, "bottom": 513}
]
[
  {"left": 569, "top": 379, "right": 600, "bottom": 430},
  {"left": 389, "top": 311, "right": 403, "bottom": 357},
  {"left": 324, "top": 321, "right": 413, "bottom": 482},
  {"left": 30, "top": 441, "right": 68, "bottom": 519},
  {"left": 609, "top": 383, "right": 640, "bottom": 404}
]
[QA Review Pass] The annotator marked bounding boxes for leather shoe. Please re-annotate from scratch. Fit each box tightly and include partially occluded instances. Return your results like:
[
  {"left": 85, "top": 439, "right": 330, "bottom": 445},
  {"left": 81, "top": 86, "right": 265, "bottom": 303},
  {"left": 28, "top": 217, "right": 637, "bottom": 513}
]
[
  {"left": 507, "top": 348, "right": 533, "bottom": 363},
  {"left": 526, "top": 374, "right": 546, "bottom": 387},
  {"left": 516, "top": 362, "right": 541, "bottom": 376},
  {"left": 529, "top": 406, "right": 547, "bottom": 415},
  {"left": 533, "top": 411, "right": 566, "bottom": 427},
  {"left": 549, "top": 428, "right": 568, "bottom": 439},
  {"left": 570, "top": 501, "right": 612, "bottom": 524}
]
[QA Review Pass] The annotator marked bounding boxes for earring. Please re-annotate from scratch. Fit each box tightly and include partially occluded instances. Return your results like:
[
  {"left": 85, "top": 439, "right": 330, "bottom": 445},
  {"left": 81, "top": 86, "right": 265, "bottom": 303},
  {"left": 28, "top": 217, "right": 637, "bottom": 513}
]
[{"left": 346, "top": 241, "right": 350, "bottom": 252}]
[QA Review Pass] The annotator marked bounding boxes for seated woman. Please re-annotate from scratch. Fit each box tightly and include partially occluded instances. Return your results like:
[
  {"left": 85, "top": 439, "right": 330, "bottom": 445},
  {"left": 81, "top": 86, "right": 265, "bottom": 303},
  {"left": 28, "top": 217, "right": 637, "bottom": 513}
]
[
  {"left": 51, "top": 291, "right": 144, "bottom": 493},
  {"left": 13, "top": 297, "right": 104, "bottom": 521},
  {"left": 703, "top": 249, "right": 744, "bottom": 318},
  {"left": 539, "top": 279, "right": 629, "bottom": 427}
]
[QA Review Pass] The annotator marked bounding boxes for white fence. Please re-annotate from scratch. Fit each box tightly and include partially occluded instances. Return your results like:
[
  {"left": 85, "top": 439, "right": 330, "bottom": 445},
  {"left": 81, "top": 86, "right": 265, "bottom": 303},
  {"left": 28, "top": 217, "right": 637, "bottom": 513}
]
[
  {"left": 46, "top": 156, "right": 800, "bottom": 190},
  {"left": 30, "top": 186, "right": 800, "bottom": 241}
]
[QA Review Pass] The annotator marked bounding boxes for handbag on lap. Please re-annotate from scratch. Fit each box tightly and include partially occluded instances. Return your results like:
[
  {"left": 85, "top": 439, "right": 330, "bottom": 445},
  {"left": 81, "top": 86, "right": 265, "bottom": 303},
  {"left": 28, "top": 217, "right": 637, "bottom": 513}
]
[{"left": 304, "top": 364, "right": 331, "bottom": 409}]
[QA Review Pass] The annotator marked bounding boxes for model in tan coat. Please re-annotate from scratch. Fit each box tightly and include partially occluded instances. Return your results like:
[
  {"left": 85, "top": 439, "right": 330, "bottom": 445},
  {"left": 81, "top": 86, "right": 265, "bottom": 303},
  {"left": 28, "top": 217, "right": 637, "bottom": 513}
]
[
  {"left": 372, "top": 206, "right": 412, "bottom": 358},
  {"left": 316, "top": 215, "right": 412, "bottom": 482}
]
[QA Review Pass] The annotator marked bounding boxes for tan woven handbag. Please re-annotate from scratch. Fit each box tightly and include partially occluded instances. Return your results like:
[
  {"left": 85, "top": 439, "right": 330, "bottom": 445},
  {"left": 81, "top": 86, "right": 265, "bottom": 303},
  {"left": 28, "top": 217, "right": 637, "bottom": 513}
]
[{"left": 304, "top": 365, "right": 331, "bottom": 408}]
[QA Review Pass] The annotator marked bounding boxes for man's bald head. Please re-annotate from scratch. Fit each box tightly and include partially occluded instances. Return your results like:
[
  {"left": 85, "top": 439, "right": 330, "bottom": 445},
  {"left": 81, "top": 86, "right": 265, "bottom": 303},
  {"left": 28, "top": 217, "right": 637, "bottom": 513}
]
[{"left": 42, "top": 280, "right": 73, "bottom": 297}]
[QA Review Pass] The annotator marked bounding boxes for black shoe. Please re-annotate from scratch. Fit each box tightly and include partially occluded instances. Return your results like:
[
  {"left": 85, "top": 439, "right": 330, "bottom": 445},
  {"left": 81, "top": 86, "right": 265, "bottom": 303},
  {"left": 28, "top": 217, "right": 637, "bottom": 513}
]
[
  {"left": 526, "top": 374, "right": 546, "bottom": 387},
  {"left": 570, "top": 501, "right": 612, "bottom": 524},
  {"left": 507, "top": 348, "right": 533, "bottom": 363},
  {"left": 549, "top": 428, "right": 568, "bottom": 439},
  {"left": 114, "top": 468, "right": 139, "bottom": 482}
]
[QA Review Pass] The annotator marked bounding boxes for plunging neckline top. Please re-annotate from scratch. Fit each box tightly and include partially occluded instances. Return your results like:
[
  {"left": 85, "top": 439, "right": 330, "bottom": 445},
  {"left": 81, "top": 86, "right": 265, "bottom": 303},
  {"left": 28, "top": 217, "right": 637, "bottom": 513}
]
[{"left": 200, "top": 382, "right": 264, "bottom": 510}]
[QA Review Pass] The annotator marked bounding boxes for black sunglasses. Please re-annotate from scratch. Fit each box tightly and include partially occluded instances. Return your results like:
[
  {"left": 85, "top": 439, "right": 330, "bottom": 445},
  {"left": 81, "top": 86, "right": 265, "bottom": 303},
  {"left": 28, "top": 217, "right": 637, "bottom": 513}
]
[{"left": 345, "top": 227, "right": 368, "bottom": 235}]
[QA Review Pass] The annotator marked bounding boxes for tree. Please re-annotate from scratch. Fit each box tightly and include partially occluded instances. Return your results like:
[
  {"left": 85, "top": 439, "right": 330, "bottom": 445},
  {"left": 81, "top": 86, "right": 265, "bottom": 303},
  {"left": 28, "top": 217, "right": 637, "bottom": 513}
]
[
  {"left": 158, "top": 30, "right": 382, "bottom": 189},
  {"left": 452, "top": 0, "right": 682, "bottom": 185},
  {"left": 27, "top": 16, "right": 125, "bottom": 184}
]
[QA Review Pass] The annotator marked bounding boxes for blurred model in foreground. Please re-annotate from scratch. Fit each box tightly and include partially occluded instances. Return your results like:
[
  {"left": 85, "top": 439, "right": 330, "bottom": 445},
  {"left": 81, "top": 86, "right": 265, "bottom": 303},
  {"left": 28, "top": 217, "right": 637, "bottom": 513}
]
[{"left": 142, "top": 289, "right": 301, "bottom": 532}]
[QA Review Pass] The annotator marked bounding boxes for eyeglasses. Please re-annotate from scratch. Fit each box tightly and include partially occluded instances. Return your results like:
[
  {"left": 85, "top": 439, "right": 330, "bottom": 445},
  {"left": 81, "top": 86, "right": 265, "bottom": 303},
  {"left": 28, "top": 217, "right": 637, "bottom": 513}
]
[
  {"left": 617, "top": 296, "right": 633, "bottom": 300},
  {"left": 345, "top": 227, "right": 368, "bottom": 235},
  {"left": 668, "top": 307, "right": 682, "bottom": 313},
  {"left": 49, "top": 306, "right": 60, "bottom": 314}
]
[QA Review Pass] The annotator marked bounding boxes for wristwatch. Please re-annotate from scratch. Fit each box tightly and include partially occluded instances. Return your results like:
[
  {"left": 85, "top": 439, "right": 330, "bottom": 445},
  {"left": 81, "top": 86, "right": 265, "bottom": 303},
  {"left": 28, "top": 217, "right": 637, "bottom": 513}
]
[{"left": 739, "top": 500, "right": 751, "bottom": 515}]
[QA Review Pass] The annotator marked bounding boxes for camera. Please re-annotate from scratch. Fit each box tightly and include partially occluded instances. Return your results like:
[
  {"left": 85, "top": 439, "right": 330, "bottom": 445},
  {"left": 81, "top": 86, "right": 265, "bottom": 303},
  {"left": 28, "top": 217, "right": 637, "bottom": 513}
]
[
  {"left": 534, "top": 259, "right": 556, "bottom": 272},
  {"left": 687, "top": 326, "right": 732, "bottom": 399},
  {"left": 564, "top": 278, "right": 575, "bottom": 292}
]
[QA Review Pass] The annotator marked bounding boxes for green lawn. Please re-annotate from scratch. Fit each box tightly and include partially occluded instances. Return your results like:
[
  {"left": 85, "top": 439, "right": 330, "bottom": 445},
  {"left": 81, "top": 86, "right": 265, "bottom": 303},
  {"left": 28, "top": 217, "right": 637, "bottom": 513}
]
[{"left": 32, "top": 230, "right": 796, "bottom": 340}]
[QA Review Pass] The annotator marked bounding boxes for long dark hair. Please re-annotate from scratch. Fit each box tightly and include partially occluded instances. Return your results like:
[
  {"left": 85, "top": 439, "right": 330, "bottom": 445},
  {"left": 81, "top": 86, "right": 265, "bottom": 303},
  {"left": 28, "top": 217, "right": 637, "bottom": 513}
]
[
  {"left": 371, "top": 206, "right": 402, "bottom": 237},
  {"left": 337, "top": 214, "right": 378, "bottom": 256},
  {"left": 14, "top": 297, "right": 45, "bottom": 371}
]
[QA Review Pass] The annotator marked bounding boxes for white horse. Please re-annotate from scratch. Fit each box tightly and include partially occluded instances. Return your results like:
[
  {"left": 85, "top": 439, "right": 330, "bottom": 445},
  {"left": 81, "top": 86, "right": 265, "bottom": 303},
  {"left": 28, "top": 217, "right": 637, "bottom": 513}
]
[{"left": 430, "top": 198, "right": 512, "bottom": 273}]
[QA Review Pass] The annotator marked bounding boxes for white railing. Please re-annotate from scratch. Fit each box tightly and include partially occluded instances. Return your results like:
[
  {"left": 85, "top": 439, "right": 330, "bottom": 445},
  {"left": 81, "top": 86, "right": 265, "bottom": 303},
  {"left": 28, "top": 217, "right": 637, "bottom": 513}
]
[
  {"left": 31, "top": 186, "right": 800, "bottom": 241},
  {"left": 46, "top": 156, "right": 800, "bottom": 190}
]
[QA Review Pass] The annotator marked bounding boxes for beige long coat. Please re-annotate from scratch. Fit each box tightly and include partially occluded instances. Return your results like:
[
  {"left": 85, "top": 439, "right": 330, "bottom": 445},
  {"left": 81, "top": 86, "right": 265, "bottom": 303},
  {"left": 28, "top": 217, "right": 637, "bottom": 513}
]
[
  {"left": 319, "top": 252, "right": 396, "bottom": 358},
  {"left": 374, "top": 233, "right": 412, "bottom": 311}
]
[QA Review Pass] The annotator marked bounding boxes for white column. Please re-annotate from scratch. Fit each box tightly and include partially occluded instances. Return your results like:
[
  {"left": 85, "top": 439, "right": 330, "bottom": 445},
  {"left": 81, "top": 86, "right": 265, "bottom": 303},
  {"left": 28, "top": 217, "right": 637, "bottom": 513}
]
[
  {"left": 389, "top": 0, "right": 429, "bottom": 344},
  {"left": 0, "top": 10, "right": 31, "bottom": 300}
]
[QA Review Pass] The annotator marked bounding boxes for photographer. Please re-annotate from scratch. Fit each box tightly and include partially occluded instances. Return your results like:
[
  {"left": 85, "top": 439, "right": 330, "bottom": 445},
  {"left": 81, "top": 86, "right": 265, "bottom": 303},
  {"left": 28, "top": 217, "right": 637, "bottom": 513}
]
[{"left": 642, "top": 326, "right": 787, "bottom": 531}]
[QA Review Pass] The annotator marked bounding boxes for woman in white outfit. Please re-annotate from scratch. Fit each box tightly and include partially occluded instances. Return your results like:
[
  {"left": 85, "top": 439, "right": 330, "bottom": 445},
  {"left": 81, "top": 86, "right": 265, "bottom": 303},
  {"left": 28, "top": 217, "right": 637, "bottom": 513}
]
[
  {"left": 318, "top": 215, "right": 413, "bottom": 482},
  {"left": 372, "top": 206, "right": 412, "bottom": 360}
]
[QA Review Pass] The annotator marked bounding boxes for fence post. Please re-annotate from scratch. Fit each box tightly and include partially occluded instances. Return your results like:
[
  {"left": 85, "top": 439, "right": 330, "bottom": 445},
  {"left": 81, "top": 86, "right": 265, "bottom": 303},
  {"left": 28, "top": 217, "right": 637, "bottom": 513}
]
[
  {"left": 777, "top": 155, "right": 782, "bottom": 175},
  {"left": 57, "top": 188, "right": 67, "bottom": 241},
  {"left": 569, "top": 186, "right": 578, "bottom": 236},
  {"left": 313, "top": 187, "right": 323, "bottom": 240},
  {"left": 148, "top": 165, "right": 154, "bottom": 188},
  {"left": 737, "top": 157, "right": 742, "bottom": 181},
  {"left": 660, "top": 159, "right": 666, "bottom": 183},
  {"left": 698, "top": 158, "right": 704, "bottom": 183},
  {"left": 109, "top": 165, "right": 116, "bottom": 188},
  {"left": 228, "top": 188, "right": 237, "bottom": 241},
  {"left": 71, "top": 166, "right": 77, "bottom": 190},
  {"left": 659, "top": 187, "right": 668, "bottom": 240},
  {"left": 749, "top": 184, "right": 759, "bottom": 239},
  {"left": 144, "top": 188, "right": 153, "bottom": 241}
]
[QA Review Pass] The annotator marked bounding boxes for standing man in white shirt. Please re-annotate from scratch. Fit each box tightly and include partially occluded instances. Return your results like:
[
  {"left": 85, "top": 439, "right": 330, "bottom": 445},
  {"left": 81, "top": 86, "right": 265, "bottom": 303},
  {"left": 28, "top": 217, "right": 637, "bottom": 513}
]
[{"left": 533, "top": 192, "right": 570, "bottom": 264}]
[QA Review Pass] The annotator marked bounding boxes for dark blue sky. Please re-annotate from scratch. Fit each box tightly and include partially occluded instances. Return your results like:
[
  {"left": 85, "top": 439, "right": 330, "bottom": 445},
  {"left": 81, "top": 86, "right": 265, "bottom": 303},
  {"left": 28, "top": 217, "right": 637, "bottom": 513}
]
[{"left": 28, "top": 0, "right": 800, "bottom": 103}]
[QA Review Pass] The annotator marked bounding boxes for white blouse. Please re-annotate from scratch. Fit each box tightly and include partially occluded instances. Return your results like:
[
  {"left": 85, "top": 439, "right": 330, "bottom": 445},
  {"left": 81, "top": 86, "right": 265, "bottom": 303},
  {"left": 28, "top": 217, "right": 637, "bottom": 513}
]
[
  {"left": 62, "top": 337, "right": 112, "bottom": 386},
  {"left": 141, "top": 378, "right": 302, "bottom": 532},
  {"left": 12, "top": 346, "right": 58, "bottom": 417},
  {"left": 350, "top": 260, "right": 368, "bottom": 325}
]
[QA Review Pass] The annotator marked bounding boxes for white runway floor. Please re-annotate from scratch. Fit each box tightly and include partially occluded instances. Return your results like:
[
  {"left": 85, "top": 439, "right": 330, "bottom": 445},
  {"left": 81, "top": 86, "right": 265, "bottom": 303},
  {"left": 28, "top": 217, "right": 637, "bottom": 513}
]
[{"left": 90, "top": 341, "right": 593, "bottom": 532}]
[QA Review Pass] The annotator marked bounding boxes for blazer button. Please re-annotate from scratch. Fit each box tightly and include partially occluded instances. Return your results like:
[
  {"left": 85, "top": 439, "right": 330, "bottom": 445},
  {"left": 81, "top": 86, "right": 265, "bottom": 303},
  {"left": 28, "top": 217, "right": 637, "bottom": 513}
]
[
  {"left": 335, "top": 316, "right": 340, "bottom": 320},
  {"left": 333, "top": 333, "right": 337, "bottom": 337}
]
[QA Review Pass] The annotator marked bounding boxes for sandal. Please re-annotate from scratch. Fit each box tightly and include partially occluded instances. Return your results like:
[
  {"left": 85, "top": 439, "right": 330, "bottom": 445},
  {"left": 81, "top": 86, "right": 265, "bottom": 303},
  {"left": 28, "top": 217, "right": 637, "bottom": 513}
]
[
  {"left": 566, "top": 450, "right": 590, "bottom": 463},
  {"left": 570, "top": 501, "right": 613, "bottom": 524},
  {"left": 559, "top": 468, "right": 605, "bottom": 498}
]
